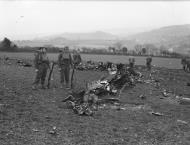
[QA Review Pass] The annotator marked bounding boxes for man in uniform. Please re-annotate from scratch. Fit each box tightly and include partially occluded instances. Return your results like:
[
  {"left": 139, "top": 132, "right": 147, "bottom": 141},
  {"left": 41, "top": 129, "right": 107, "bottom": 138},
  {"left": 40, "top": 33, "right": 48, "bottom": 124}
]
[
  {"left": 129, "top": 56, "right": 135, "bottom": 69},
  {"left": 146, "top": 56, "right": 152, "bottom": 71},
  {"left": 58, "top": 46, "right": 73, "bottom": 89},
  {"left": 72, "top": 50, "right": 82, "bottom": 66},
  {"left": 32, "top": 47, "right": 50, "bottom": 89},
  {"left": 181, "top": 57, "right": 187, "bottom": 71},
  {"left": 185, "top": 58, "right": 190, "bottom": 72}
]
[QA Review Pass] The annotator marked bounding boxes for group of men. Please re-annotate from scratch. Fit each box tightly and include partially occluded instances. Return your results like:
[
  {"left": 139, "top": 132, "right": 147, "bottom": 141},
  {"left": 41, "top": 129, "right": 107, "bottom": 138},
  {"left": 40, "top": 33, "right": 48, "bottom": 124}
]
[
  {"left": 32, "top": 46, "right": 153, "bottom": 90},
  {"left": 32, "top": 46, "right": 81, "bottom": 90},
  {"left": 128, "top": 55, "right": 152, "bottom": 70}
]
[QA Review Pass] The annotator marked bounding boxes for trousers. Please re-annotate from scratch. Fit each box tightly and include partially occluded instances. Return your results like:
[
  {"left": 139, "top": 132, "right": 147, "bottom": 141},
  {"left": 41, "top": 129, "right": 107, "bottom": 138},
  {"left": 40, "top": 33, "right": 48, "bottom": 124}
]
[
  {"left": 146, "top": 62, "right": 151, "bottom": 70},
  {"left": 33, "top": 64, "right": 48, "bottom": 85},
  {"left": 60, "top": 66, "right": 70, "bottom": 85}
]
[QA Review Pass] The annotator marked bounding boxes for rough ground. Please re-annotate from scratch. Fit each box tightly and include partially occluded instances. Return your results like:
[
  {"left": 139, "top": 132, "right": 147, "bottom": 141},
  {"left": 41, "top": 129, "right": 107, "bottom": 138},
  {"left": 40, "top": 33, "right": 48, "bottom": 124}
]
[{"left": 0, "top": 59, "right": 190, "bottom": 145}]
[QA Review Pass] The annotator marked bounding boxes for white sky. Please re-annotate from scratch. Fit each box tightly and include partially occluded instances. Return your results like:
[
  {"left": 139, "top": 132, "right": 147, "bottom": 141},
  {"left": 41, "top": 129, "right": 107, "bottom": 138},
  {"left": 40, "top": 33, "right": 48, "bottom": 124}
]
[{"left": 0, "top": 1, "right": 190, "bottom": 40}]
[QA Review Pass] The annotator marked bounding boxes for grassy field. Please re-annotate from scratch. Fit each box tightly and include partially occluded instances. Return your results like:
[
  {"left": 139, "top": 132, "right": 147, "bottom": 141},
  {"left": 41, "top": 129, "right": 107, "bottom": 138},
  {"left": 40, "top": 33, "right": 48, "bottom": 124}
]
[
  {"left": 0, "top": 57, "right": 190, "bottom": 145},
  {"left": 0, "top": 52, "right": 182, "bottom": 69}
]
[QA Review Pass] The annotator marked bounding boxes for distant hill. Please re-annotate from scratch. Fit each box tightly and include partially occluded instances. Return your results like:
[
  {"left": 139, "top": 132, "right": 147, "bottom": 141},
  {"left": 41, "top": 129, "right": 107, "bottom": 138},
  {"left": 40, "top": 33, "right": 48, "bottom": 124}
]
[
  {"left": 14, "top": 39, "right": 119, "bottom": 48},
  {"left": 40, "top": 31, "right": 117, "bottom": 40},
  {"left": 14, "top": 31, "right": 118, "bottom": 48},
  {"left": 128, "top": 24, "right": 190, "bottom": 43},
  {"left": 127, "top": 24, "right": 190, "bottom": 53},
  {"left": 14, "top": 24, "right": 190, "bottom": 54}
]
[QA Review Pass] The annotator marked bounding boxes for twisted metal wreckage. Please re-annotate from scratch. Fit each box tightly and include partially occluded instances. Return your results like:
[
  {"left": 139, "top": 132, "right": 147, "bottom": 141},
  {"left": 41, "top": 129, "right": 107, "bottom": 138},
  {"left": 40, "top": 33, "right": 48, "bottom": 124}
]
[{"left": 63, "top": 63, "right": 143, "bottom": 116}]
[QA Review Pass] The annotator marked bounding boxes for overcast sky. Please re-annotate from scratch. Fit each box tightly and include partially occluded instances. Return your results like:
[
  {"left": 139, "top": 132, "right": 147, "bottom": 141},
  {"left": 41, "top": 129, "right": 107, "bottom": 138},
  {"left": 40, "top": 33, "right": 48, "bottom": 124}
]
[{"left": 0, "top": 1, "right": 190, "bottom": 40}]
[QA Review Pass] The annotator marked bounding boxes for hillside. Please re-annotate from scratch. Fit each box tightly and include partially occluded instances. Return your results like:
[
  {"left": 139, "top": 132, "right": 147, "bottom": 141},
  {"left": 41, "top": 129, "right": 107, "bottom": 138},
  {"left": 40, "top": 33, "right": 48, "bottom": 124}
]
[
  {"left": 128, "top": 24, "right": 190, "bottom": 44},
  {"left": 127, "top": 24, "right": 190, "bottom": 53},
  {"left": 13, "top": 24, "right": 190, "bottom": 54},
  {"left": 39, "top": 31, "right": 117, "bottom": 41},
  {"left": 14, "top": 31, "right": 119, "bottom": 48}
]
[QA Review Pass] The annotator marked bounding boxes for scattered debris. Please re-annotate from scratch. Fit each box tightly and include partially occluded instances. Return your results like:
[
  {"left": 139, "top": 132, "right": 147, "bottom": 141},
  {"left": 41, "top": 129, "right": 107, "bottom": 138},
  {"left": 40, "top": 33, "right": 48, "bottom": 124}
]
[
  {"left": 149, "top": 111, "right": 164, "bottom": 116},
  {"left": 143, "top": 80, "right": 153, "bottom": 84},
  {"left": 98, "top": 98, "right": 120, "bottom": 104},
  {"left": 139, "top": 94, "right": 146, "bottom": 99},
  {"left": 161, "top": 89, "right": 177, "bottom": 98},
  {"left": 76, "top": 61, "right": 108, "bottom": 71},
  {"left": 17, "top": 60, "right": 32, "bottom": 67},
  {"left": 5, "top": 130, "right": 14, "bottom": 136},
  {"left": 177, "top": 120, "right": 188, "bottom": 124},
  {"left": 49, "top": 126, "right": 58, "bottom": 135},
  {"left": 179, "top": 97, "right": 190, "bottom": 105},
  {"left": 97, "top": 103, "right": 151, "bottom": 112},
  {"left": 1, "top": 57, "right": 33, "bottom": 67},
  {"left": 32, "top": 129, "right": 39, "bottom": 132},
  {"left": 62, "top": 66, "right": 143, "bottom": 116},
  {"left": 0, "top": 103, "right": 4, "bottom": 113},
  {"left": 162, "top": 89, "right": 169, "bottom": 97}
]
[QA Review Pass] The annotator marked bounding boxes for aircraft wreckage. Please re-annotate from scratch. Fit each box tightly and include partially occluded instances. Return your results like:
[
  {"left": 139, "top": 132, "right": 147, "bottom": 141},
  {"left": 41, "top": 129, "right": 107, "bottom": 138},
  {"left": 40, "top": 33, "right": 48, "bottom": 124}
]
[{"left": 63, "top": 64, "right": 143, "bottom": 116}]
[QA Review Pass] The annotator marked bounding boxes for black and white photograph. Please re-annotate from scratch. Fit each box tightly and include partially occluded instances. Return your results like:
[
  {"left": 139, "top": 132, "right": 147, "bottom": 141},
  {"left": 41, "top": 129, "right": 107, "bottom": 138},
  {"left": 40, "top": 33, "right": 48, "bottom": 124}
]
[{"left": 0, "top": 0, "right": 190, "bottom": 144}]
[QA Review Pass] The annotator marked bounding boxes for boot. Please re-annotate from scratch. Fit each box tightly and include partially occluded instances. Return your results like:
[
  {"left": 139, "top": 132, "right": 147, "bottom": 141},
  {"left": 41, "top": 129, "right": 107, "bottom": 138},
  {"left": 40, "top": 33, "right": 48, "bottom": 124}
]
[
  {"left": 32, "top": 85, "right": 37, "bottom": 90},
  {"left": 66, "top": 83, "right": 70, "bottom": 90},
  {"left": 60, "top": 83, "right": 65, "bottom": 89},
  {"left": 41, "top": 84, "right": 46, "bottom": 89}
]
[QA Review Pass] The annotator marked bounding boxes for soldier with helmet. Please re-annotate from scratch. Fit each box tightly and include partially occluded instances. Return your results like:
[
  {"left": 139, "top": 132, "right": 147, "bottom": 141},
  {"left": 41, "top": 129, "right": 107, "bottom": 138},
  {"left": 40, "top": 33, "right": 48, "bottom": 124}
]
[
  {"left": 146, "top": 56, "right": 152, "bottom": 71},
  {"left": 72, "top": 49, "right": 82, "bottom": 66},
  {"left": 58, "top": 46, "right": 73, "bottom": 89},
  {"left": 181, "top": 57, "right": 188, "bottom": 71},
  {"left": 32, "top": 47, "right": 50, "bottom": 89},
  {"left": 129, "top": 56, "right": 135, "bottom": 69}
]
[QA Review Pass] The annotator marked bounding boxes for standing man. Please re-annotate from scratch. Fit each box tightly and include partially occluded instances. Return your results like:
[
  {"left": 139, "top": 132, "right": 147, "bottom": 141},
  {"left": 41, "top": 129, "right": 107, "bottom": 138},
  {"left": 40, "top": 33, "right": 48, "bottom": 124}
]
[
  {"left": 32, "top": 47, "right": 50, "bottom": 89},
  {"left": 72, "top": 50, "right": 82, "bottom": 66},
  {"left": 129, "top": 56, "right": 135, "bottom": 69},
  {"left": 181, "top": 57, "right": 187, "bottom": 71},
  {"left": 58, "top": 46, "right": 73, "bottom": 89},
  {"left": 146, "top": 56, "right": 152, "bottom": 71},
  {"left": 71, "top": 50, "right": 82, "bottom": 88},
  {"left": 185, "top": 58, "right": 190, "bottom": 72}
]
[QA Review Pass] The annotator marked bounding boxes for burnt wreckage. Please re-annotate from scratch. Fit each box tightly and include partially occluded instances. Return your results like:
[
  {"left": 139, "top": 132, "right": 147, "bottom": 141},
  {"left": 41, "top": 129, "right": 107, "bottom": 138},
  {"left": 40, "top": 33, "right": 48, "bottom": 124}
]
[{"left": 63, "top": 63, "right": 142, "bottom": 116}]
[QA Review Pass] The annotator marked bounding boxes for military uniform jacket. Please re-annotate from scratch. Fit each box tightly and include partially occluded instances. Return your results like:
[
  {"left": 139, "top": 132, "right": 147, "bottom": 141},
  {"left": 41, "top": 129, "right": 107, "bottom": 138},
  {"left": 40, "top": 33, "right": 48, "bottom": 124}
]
[
  {"left": 73, "top": 54, "right": 82, "bottom": 65},
  {"left": 146, "top": 57, "right": 152, "bottom": 64},
  {"left": 58, "top": 53, "right": 72, "bottom": 67},
  {"left": 34, "top": 52, "right": 50, "bottom": 69}
]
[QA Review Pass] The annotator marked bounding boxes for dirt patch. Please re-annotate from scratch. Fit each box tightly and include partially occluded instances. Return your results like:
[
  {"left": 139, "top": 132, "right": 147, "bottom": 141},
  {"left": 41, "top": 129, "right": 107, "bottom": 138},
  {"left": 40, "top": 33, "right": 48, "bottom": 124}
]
[{"left": 0, "top": 58, "right": 190, "bottom": 145}]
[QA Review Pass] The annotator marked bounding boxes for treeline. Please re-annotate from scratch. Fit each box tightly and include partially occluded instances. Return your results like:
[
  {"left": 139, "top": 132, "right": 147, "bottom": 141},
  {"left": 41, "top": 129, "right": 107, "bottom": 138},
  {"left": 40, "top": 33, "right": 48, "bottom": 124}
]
[
  {"left": 0, "top": 37, "right": 18, "bottom": 52},
  {"left": 0, "top": 37, "right": 185, "bottom": 58},
  {"left": 0, "top": 37, "right": 60, "bottom": 53},
  {"left": 81, "top": 48, "right": 183, "bottom": 58},
  {"left": 80, "top": 45, "right": 183, "bottom": 58},
  {"left": 17, "top": 46, "right": 60, "bottom": 53}
]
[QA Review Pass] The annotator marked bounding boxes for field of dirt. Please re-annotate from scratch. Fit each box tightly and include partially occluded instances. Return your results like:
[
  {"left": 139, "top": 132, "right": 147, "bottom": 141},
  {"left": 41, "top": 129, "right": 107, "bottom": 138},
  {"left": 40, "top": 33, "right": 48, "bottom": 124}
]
[
  {"left": 0, "top": 57, "right": 190, "bottom": 145},
  {"left": 0, "top": 52, "right": 182, "bottom": 69}
]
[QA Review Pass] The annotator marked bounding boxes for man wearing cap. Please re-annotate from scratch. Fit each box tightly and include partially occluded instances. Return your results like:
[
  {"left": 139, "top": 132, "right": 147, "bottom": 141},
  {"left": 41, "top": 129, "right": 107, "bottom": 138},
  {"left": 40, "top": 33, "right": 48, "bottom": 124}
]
[
  {"left": 58, "top": 46, "right": 73, "bottom": 89},
  {"left": 32, "top": 47, "right": 50, "bottom": 89},
  {"left": 185, "top": 58, "right": 190, "bottom": 72},
  {"left": 129, "top": 56, "right": 135, "bottom": 69},
  {"left": 146, "top": 56, "right": 152, "bottom": 71},
  {"left": 72, "top": 50, "right": 82, "bottom": 66}
]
